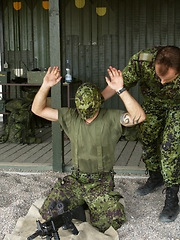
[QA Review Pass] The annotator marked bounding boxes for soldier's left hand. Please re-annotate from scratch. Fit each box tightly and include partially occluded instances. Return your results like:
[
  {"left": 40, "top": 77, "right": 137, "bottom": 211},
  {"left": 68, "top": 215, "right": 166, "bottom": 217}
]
[{"left": 105, "top": 66, "right": 124, "bottom": 91}]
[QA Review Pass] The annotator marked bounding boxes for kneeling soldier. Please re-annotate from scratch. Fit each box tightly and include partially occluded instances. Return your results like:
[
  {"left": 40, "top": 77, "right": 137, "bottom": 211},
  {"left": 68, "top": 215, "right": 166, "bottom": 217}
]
[{"left": 31, "top": 66, "right": 146, "bottom": 232}]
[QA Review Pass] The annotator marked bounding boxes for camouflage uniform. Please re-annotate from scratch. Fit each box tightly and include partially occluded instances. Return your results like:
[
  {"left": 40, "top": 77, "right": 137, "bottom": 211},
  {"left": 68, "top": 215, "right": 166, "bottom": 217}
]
[
  {"left": 122, "top": 46, "right": 180, "bottom": 187},
  {"left": 40, "top": 169, "right": 125, "bottom": 232},
  {"left": 40, "top": 84, "right": 126, "bottom": 232}
]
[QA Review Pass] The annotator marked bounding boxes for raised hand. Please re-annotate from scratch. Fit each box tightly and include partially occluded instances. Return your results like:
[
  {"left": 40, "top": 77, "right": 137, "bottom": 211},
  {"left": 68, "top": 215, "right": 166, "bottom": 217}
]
[
  {"left": 105, "top": 66, "right": 124, "bottom": 91},
  {"left": 43, "top": 66, "right": 62, "bottom": 88}
]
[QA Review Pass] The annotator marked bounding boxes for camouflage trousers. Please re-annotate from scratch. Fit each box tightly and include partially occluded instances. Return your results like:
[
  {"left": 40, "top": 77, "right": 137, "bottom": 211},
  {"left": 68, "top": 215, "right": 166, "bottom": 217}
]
[
  {"left": 139, "top": 102, "right": 180, "bottom": 187},
  {"left": 39, "top": 171, "right": 126, "bottom": 232}
]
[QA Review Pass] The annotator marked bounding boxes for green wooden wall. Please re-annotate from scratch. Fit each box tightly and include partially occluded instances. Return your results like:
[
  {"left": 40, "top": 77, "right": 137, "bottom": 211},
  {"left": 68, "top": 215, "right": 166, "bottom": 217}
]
[
  {"left": 3, "top": 0, "right": 50, "bottom": 79},
  {"left": 60, "top": 0, "right": 180, "bottom": 109},
  {"left": 2, "top": 0, "right": 180, "bottom": 108},
  {"left": 1, "top": 0, "right": 180, "bottom": 171}
]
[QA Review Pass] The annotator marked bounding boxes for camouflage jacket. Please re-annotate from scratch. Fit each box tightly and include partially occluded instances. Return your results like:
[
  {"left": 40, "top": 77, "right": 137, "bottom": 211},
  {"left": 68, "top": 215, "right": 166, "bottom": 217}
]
[{"left": 122, "top": 46, "right": 180, "bottom": 108}]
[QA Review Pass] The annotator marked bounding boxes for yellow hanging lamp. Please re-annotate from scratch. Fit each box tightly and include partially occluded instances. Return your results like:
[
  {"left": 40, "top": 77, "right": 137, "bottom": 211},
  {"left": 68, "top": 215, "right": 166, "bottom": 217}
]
[
  {"left": 75, "top": 0, "right": 85, "bottom": 8},
  {"left": 13, "top": 1, "right": 21, "bottom": 11},
  {"left": 42, "top": 0, "right": 49, "bottom": 10},
  {"left": 96, "top": 7, "right": 106, "bottom": 16}
]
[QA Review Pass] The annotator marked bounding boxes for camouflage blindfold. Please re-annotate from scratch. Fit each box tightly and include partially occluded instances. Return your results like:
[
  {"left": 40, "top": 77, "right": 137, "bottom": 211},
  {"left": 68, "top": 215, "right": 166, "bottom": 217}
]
[{"left": 75, "top": 83, "right": 104, "bottom": 120}]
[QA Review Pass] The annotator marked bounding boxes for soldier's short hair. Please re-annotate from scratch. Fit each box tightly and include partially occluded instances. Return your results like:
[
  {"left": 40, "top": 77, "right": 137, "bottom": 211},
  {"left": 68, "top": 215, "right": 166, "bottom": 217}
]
[
  {"left": 75, "top": 83, "right": 104, "bottom": 120},
  {"left": 155, "top": 46, "right": 180, "bottom": 75}
]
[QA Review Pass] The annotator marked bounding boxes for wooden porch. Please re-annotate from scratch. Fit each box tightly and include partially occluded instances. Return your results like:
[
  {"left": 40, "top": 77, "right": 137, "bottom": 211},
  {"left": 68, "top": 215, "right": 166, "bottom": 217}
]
[{"left": 0, "top": 123, "right": 145, "bottom": 174}]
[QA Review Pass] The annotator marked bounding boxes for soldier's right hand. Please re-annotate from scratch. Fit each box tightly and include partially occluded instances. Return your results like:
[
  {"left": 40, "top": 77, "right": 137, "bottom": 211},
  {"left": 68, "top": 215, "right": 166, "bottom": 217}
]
[{"left": 43, "top": 66, "right": 62, "bottom": 88}]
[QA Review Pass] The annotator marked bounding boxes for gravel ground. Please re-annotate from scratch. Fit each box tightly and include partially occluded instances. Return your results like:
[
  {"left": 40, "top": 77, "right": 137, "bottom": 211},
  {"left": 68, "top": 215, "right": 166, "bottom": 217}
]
[{"left": 0, "top": 169, "right": 180, "bottom": 240}]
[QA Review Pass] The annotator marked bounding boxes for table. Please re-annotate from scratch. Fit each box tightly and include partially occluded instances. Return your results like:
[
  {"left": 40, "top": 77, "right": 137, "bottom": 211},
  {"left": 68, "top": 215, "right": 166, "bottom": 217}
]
[
  {"left": 0, "top": 80, "right": 82, "bottom": 112},
  {"left": 62, "top": 81, "right": 82, "bottom": 107}
]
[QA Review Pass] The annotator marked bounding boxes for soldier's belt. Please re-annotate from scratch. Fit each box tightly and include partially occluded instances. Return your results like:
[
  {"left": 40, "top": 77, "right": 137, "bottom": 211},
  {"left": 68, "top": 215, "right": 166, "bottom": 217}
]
[{"left": 71, "top": 169, "right": 115, "bottom": 183}]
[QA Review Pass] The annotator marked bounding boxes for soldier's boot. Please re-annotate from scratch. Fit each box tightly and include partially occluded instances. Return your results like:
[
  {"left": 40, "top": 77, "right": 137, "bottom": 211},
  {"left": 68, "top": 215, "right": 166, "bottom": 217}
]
[
  {"left": 136, "top": 170, "right": 164, "bottom": 196},
  {"left": 159, "top": 185, "right": 180, "bottom": 222}
]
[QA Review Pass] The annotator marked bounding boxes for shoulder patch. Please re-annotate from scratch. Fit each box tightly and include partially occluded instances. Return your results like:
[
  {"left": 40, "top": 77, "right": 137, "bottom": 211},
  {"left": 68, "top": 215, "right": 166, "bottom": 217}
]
[{"left": 139, "top": 53, "right": 153, "bottom": 61}]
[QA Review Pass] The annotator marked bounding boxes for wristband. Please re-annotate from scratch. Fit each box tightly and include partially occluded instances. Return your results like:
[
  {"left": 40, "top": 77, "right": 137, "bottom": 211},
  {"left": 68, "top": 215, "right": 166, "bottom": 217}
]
[{"left": 116, "top": 87, "right": 126, "bottom": 95}]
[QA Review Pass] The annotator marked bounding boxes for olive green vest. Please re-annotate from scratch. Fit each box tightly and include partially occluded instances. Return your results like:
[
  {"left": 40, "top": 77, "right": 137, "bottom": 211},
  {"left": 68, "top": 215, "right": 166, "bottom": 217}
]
[{"left": 58, "top": 108, "right": 123, "bottom": 173}]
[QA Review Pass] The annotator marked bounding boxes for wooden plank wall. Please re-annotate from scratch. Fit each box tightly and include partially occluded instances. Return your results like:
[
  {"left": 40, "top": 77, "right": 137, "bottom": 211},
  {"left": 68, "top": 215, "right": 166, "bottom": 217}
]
[
  {"left": 3, "top": 0, "right": 50, "bottom": 78},
  {"left": 60, "top": 0, "right": 180, "bottom": 110},
  {"left": 2, "top": 0, "right": 180, "bottom": 109}
]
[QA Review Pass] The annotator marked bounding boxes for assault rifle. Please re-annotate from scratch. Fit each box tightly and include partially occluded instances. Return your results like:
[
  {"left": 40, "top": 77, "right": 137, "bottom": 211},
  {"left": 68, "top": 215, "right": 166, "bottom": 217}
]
[{"left": 27, "top": 199, "right": 86, "bottom": 240}]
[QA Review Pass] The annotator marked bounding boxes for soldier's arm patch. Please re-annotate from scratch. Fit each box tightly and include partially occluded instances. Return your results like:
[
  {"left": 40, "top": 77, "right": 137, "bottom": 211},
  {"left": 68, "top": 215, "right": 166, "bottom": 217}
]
[{"left": 139, "top": 53, "right": 153, "bottom": 61}]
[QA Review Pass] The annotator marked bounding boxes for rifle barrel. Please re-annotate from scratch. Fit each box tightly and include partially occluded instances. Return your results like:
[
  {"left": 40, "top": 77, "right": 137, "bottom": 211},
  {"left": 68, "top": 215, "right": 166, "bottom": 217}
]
[{"left": 27, "top": 230, "right": 42, "bottom": 240}]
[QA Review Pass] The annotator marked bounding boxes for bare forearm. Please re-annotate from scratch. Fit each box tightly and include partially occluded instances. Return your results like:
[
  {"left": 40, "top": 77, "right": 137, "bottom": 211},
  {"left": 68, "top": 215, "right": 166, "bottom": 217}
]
[
  {"left": 31, "top": 66, "right": 60, "bottom": 121},
  {"left": 31, "top": 84, "right": 51, "bottom": 116},
  {"left": 101, "top": 85, "right": 116, "bottom": 101},
  {"left": 119, "top": 90, "right": 146, "bottom": 126},
  {"left": 105, "top": 66, "right": 145, "bottom": 126},
  {"left": 31, "top": 84, "right": 58, "bottom": 122}
]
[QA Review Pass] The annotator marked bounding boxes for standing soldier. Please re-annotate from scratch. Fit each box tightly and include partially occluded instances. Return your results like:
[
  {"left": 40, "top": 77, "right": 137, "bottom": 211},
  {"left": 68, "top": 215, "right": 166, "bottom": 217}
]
[{"left": 103, "top": 46, "right": 180, "bottom": 222}]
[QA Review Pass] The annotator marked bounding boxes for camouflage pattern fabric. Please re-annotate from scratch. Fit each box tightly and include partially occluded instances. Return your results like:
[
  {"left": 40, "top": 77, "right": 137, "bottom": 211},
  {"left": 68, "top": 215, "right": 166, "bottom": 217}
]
[
  {"left": 122, "top": 46, "right": 180, "bottom": 107},
  {"left": 75, "top": 83, "right": 104, "bottom": 120},
  {"left": 139, "top": 103, "right": 180, "bottom": 187},
  {"left": 0, "top": 99, "right": 41, "bottom": 144},
  {"left": 122, "top": 46, "right": 180, "bottom": 187},
  {"left": 39, "top": 171, "right": 126, "bottom": 232}
]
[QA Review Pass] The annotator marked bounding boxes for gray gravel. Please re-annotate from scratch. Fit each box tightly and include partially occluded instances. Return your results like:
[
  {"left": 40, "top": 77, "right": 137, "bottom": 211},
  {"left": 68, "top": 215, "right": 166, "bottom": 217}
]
[{"left": 0, "top": 169, "right": 179, "bottom": 240}]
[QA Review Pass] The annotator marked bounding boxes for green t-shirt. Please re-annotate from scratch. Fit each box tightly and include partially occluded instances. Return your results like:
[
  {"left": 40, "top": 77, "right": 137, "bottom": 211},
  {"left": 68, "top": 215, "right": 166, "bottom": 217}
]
[{"left": 58, "top": 108, "right": 124, "bottom": 173}]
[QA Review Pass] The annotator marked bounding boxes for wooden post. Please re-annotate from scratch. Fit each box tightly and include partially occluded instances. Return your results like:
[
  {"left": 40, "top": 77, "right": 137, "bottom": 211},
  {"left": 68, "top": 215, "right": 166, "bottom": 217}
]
[
  {"left": 49, "top": 0, "right": 64, "bottom": 172},
  {"left": 0, "top": 0, "right": 4, "bottom": 71}
]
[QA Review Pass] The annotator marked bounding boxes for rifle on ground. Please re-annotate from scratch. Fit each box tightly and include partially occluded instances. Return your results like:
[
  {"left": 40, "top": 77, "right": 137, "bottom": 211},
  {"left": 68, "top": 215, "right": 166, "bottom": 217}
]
[{"left": 27, "top": 199, "right": 86, "bottom": 240}]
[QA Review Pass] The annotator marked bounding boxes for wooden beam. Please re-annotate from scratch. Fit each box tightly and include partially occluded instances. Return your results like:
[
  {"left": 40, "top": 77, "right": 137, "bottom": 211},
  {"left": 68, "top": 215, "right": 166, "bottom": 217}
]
[
  {"left": 0, "top": 0, "right": 4, "bottom": 70},
  {"left": 49, "top": 0, "right": 64, "bottom": 172}
]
